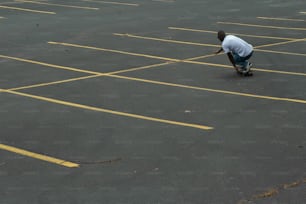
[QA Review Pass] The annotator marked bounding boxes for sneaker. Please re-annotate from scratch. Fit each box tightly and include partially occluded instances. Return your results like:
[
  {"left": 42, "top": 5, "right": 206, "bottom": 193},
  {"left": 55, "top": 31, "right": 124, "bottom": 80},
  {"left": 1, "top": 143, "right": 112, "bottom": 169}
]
[
  {"left": 241, "top": 65, "right": 250, "bottom": 74},
  {"left": 245, "top": 62, "right": 253, "bottom": 69}
]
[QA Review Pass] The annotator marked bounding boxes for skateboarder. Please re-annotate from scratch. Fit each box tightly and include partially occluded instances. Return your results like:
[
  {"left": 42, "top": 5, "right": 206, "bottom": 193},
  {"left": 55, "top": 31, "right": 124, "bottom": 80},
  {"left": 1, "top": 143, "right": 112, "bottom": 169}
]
[{"left": 215, "top": 30, "right": 254, "bottom": 76}]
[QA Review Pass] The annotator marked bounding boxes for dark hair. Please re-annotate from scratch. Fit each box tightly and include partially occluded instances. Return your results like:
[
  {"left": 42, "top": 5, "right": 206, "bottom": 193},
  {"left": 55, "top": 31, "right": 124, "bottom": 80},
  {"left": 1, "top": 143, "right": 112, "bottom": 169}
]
[{"left": 217, "top": 30, "right": 226, "bottom": 41}]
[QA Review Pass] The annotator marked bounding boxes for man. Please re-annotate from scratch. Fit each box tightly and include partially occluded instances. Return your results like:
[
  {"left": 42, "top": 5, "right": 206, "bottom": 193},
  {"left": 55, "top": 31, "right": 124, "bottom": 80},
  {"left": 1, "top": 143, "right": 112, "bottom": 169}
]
[{"left": 215, "top": 30, "right": 254, "bottom": 76}]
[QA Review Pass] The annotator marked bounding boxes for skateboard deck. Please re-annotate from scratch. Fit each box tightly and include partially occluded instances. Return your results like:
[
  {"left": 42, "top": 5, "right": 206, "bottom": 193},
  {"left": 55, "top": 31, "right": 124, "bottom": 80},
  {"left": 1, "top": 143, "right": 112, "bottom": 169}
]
[{"left": 237, "top": 70, "right": 253, "bottom": 76}]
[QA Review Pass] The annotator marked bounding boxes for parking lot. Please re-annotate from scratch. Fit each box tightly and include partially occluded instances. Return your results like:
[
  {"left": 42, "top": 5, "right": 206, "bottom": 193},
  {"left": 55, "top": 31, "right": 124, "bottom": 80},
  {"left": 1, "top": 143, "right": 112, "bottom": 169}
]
[{"left": 0, "top": 0, "right": 305, "bottom": 203}]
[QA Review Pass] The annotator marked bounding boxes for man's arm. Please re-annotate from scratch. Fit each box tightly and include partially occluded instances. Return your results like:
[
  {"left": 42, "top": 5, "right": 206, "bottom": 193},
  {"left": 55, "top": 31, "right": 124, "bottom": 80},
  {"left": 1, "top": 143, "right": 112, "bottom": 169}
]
[{"left": 215, "top": 47, "right": 223, "bottom": 54}]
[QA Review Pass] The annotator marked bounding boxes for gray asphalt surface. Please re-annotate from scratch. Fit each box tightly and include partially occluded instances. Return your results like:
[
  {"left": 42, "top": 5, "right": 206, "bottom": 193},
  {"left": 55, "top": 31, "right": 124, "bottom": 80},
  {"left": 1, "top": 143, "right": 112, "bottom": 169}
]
[{"left": 0, "top": 0, "right": 306, "bottom": 204}]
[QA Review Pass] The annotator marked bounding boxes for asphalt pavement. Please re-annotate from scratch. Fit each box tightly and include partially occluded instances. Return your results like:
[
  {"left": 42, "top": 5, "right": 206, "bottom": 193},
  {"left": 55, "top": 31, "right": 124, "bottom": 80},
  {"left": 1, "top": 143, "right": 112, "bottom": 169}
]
[{"left": 0, "top": 0, "right": 305, "bottom": 203}]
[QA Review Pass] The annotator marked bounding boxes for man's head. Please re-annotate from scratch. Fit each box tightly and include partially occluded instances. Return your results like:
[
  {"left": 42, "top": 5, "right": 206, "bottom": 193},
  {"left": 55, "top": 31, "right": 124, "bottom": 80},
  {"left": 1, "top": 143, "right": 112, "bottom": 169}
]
[{"left": 217, "top": 30, "right": 226, "bottom": 42}]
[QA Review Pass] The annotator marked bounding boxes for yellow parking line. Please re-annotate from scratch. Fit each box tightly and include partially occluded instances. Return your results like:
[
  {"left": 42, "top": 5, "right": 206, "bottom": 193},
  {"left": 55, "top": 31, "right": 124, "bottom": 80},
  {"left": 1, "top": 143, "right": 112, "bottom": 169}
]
[
  {"left": 168, "top": 26, "right": 297, "bottom": 41},
  {"left": 6, "top": 56, "right": 211, "bottom": 91},
  {"left": 217, "top": 21, "right": 306, "bottom": 31},
  {"left": 108, "top": 75, "right": 306, "bottom": 104},
  {"left": 113, "top": 33, "right": 219, "bottom": 47},
  {"left": 48, "top": 41, "right": 181, "bottom": 62},
  {"left": 114, "top": 32, "right": 306, "bottom": 57},
  {"left": 5, "top": 48, "right": 306, "bottom": 110},
  {"left": 0, "top": 54, "right": 101, "bottom": 75},
  {"left": 3, "top": 66, "right": 306, "bottom": 107},
  {"left": 0, "top": 5, "right": 55, "bottom": 14},
  {"left": 82, "top": 0, "right": 139, "bottom": 6},
  {"left": 9, "top": 75, "right": 100, "bottom": 91},
  {"left": 257, "top": 16, "right": 305, "bottom": 22},
  {"left": 299, "top": 12, "right": 306, "bottom": 14},
  {"left": 179, "top": 60, "right": 306, "bottom": 76},
  {"left": 254, "top": 38, "right": 306, "bottom": 49},
  {"left": 254, "top": 48, "right": 306, "bottom": 57},
  {"left": 14, "top": 0, "right": 100, "bottom": 10},
  {"left": 152, "top": 0, "right": 175, "bottom": 2},
  {"left": 48, "top": 41, "right": 306, "bottom": 77},
  {"left": 2, "top": 89, "right": 213, "bottom": 130},
  {"left": 0, "top": 143, "right": 79, "bottom": 168},
  {"left": 8, "top": 62, "right": 173, "bottom": 91}
]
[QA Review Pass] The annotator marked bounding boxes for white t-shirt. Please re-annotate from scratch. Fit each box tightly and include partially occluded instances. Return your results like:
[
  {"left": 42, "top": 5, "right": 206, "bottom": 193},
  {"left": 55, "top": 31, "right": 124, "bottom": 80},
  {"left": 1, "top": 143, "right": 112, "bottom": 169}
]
[{"left": 222, "top": 35, "right": 253, "bottom": 57}]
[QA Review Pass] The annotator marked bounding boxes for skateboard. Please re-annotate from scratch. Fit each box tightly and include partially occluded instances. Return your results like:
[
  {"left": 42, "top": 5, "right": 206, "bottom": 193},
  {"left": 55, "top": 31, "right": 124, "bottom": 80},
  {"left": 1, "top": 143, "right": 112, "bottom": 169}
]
[
  {"left": 236, "top": 62, "right": 253, "bottom": 76},
  {"left": 237, "top": 70, "right": 253, "bottom": 76}
]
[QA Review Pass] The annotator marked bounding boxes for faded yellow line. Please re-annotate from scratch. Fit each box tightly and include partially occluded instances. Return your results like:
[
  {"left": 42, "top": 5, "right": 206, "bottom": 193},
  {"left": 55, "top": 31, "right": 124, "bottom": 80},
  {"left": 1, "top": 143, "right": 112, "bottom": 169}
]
[
  {"left": 168, "top": 27, "right": 217, "bottom": 34},
  {"left": 0, "top": 5, "right": 55, "bottom": 14},
  {"left": 4, "top": 67, "right": 306, "bottom": 107},
  {"left": 0, "top": 143, "right": 79, "bottom": 168},
  {"left": 48, "top": 41, "right": 181, "bottom": 62},
  {"left": 1, "top": 89, "right": 213, "bottom": 130},
  {"left": 48, "top": 41, "right": 306, "bottom": 77},
  {"left": 299, "top": 12, "right": 306, "bottom": 14},
  {"left": 113, "top": 33, "right": 219, "bottom": 47},
  {"left": 185, "top": 56, "right": 306, "bottom": 76},
  {"left": 8, "top": 62, "right": 172, "bottom": 91},
  {"left": 114, "top": 32, "right": 306, "bottom": 57},
  {"left": 254, "top": 48, "right": 306, "bottom": 57},
  {"left": 251, "top": 68, "right": 306, "bottom": 76},
  {"left": 238, "top": 177, "right": 306, "bottom": 203},
  {"left": 108, "top": 75, "right": 306, "bottom": 104},
  {"left": 3, "top": 51, "right": 305, "bottom": 119},
  {"left": 152, "top": 0, "right": 175, "bottom": 2},
  {"left": 106, "top": 62, "right": 172, "bottom": 75},
  {"left": 0, "top": 54, "right": 101, "bottom": 75},
  {"left": 168, "top": 26, "right": 297, "bottom": 41},
  {"left": 217, "top": 21, "right": 306, "bottom": 31},
  {"left": 6, "top": 51, "right": 302, "bottom": 104},
  {"left": 82, "top": 0, "right": 139, "bottom": 6},
  {"left": 9, "top": 75, "right": 100, "bottom": 91},
  {"left": 254, "top": 38, "right": 306, "bottom": 48},
  {"left": 185, "top": 61, "right": 306, "bottom": 76},
  {"left": 0, "top": 1, "right": 23, "bottom": 5},
  {"left": 257, "top": 16, "right": 305, "bottom": 22},
  {"left": 15, "top": 0, "right": 99, "bottom": 10},
  {"left": 7, "top": 55, "right": 212, "bottom": 91},
  {"left": 186, "top": 53, "right": 220, "bottom": 61}
]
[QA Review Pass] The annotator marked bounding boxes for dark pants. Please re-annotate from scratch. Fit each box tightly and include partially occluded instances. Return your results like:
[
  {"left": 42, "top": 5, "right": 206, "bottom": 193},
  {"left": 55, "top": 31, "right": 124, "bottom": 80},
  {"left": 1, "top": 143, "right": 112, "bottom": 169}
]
[{"left": 232, "top": 51, "right": 253, "bottom": 69}]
